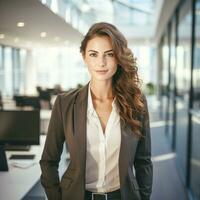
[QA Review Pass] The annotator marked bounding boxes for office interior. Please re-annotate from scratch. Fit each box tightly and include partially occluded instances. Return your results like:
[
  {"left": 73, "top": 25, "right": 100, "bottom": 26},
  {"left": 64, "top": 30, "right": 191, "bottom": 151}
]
[{"left": 0, "top": 0, "right": 199, "bottom": 199}]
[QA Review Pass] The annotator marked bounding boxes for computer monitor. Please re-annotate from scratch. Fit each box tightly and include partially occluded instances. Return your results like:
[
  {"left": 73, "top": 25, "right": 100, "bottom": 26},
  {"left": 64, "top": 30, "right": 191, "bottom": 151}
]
[
  {"left": 14, "top": 95, "right": 40, "bottom": 109},
  {"left": 0, "top": 110, "right": 40, "bottom": 171}
]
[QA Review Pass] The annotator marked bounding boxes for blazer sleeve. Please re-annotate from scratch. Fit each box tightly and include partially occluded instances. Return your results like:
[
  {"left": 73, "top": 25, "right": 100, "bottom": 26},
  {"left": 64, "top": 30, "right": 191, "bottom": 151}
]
[
  {"left": 40, "top": 95, "right": 65, "bottom": 200},
  {"left": 134, "top": 94, "right": 153, "bottom": 200}
]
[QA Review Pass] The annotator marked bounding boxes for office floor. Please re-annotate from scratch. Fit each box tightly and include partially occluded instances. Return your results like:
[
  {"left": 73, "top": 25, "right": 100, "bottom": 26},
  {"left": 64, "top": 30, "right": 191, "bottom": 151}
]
[
  {"left": 149, "top": 96, "right": 188, "bottom": 200},
  {"left": 25, "top": 96, "right": 189, "bottom": 200},
  {"left": 150, "top": 123, "right": 188, "bottom": 200}
]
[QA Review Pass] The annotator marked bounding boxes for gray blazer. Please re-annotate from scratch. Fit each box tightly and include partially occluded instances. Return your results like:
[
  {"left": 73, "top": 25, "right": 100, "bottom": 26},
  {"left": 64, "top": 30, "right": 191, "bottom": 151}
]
[{"left": 40, "top": 83, "right": 153, "bottom": 200}]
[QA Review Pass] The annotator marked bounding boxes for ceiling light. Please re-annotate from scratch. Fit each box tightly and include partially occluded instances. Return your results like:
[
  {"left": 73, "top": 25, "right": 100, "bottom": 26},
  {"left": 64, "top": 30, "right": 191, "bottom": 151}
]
[
  {"left": 40, "top": 32, "right": 47, "bottom": 38},
  {"left": 17, "top": 22, "right": 25, "bottom": 27},
  {"left": 0, "top": 34, "right": 5, "bottom": 39}
]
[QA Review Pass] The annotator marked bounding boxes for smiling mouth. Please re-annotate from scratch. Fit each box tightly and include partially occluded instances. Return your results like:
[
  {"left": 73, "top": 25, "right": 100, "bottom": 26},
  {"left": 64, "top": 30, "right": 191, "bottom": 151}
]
[{"left": 96, "top": 70, "right": 108, "bottom": 73}]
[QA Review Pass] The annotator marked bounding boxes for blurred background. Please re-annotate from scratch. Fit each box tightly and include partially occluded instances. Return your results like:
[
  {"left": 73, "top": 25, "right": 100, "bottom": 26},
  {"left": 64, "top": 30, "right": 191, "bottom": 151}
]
[{"left": 0, "top": 0, "right": 199, "bottom": 200}]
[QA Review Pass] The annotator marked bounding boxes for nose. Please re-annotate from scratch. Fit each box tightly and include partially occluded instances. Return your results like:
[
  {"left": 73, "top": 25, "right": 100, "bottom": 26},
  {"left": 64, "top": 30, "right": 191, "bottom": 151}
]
[{"left": 99, "top": 55, "right": 106, "bottom": 67}]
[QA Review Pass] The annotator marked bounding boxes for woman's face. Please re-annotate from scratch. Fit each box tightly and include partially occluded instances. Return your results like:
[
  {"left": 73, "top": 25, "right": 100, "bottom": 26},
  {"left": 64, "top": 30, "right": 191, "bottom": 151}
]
[{"left": 83, "top": 36, "right": 117, "bottom": 82}]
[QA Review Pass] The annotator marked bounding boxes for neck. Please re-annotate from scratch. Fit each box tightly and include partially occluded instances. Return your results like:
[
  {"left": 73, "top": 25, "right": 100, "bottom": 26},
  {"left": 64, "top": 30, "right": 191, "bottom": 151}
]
[{"left": 90, "top": 79, "right": 114, "bottom": 101}]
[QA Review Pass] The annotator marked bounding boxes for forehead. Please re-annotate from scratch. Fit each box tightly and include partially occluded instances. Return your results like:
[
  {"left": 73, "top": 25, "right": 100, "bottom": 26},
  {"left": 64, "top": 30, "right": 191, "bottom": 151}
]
[{"left": 86, "top": 36, "right": 113, "bottom": 51}]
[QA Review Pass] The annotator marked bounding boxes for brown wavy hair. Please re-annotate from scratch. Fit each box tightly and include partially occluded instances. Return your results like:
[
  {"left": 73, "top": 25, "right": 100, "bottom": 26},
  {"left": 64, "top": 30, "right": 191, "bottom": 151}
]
[{"left": 80, "top": 22, "right": 146, "bottom": 138}]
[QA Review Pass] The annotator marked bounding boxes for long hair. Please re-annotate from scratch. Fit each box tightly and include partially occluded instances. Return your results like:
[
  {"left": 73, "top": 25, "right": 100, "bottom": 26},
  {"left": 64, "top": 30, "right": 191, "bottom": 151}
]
[{"left": 80, "top": 22, "right": 146, "bottom": 138}]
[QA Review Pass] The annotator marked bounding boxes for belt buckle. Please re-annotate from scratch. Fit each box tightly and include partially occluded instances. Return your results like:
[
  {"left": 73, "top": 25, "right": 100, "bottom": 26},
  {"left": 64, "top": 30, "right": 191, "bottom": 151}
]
[{"left": 91, "top": 192, "right": 108, "bottom": 200}]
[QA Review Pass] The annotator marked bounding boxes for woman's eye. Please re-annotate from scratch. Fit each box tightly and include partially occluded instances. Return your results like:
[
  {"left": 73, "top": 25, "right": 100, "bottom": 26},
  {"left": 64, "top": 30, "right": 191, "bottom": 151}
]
[
  {"left": 89, "top": 53, "right": 97, "bottom": 57},
  {"left": 107, "top": 53, "right": 114, "bottom": 57}
]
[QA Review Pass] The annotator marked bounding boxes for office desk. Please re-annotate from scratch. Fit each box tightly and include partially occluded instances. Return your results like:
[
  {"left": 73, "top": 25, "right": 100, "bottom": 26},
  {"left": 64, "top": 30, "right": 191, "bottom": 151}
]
[{"left": 0, "top": 136, "right": 46, "bottom": 200}]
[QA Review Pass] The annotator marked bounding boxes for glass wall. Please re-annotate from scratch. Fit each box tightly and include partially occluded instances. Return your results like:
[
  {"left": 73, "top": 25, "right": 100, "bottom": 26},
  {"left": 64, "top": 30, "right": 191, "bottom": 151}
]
[
  {"left": 175, "top": 0, "right": 192, "bottom": 185},
  {"left": 167, "top": 16, "right": 177, "bottom": 150},
  {"left": 0, "top": 44, "right": 91, "bottom": 96},
  {"left": 190, "top": 116, "right": 200, "bottom": 199},
  {"left": 19, "top": 49, "right": 28, "bottom": 94},
  {"left": 0, "top": 46, "right": 4, "bottom": 96},
  {"left": 130, "top": 45, "right": 157, "bottom": 86},
  {"left": 4, "top": 47, "right": 13, "bottom": 96},
  {"left": 32, "top": 46, "right": 88, "bottom": 92},
  {"left": 189, "top": 0, "right": 200, "bottom": 199},
  {"left": 12, "top": 48, "right": 21, "bottom": 94},
  {"left": 160, "top": 0, "right": 200, "bottom": 199},
  {"left": 161, "top": 33, "right": 169, "bottom": 120},
  {"left": 0, "top": 46, "right": 28, "bottom": 97},
  {"left": 192, "top": 0, "right": 200, "bottom": 112}
]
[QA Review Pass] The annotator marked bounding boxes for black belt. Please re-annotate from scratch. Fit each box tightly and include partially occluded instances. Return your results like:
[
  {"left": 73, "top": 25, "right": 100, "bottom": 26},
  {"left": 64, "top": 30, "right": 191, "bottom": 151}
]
[{"left": 85, "top": 189, "right": 121, "bottom": 200}]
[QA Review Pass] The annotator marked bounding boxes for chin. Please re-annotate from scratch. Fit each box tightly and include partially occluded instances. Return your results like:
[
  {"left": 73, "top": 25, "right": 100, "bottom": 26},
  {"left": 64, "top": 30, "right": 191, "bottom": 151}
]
[{"left": 94, "top": 76, "right": 113, "bottom": 81}]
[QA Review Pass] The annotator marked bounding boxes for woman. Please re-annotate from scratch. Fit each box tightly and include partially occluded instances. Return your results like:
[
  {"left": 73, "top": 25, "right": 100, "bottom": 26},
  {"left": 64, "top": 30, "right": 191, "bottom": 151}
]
[{"left": 40, "top": 22, "right": 153, "bottom": 200}]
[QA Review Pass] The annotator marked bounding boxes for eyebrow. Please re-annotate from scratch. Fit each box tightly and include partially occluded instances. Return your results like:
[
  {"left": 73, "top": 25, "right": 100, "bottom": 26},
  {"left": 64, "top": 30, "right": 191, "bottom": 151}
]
[{"left": 88, "top": 49, "right": 113, "bottom": 53}]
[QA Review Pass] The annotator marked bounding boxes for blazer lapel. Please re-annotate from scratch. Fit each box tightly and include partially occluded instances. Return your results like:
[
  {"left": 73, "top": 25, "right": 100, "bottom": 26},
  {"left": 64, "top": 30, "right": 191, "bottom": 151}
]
[
  {"left": 119, "top": 121, "right": 139, "bottom": 186},
  {"left": 73, "top": 84, "right": 89, "bottom": 174}
]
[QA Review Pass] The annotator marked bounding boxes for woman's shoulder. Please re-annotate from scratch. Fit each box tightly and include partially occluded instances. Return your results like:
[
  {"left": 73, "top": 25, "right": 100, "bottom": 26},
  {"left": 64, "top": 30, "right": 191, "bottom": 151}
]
[
  {"left": 57, "top": 84, "right": 88, "bottom": 104},
  {"left": 58, "top": 88, "right": 80, "bottom": 102}
]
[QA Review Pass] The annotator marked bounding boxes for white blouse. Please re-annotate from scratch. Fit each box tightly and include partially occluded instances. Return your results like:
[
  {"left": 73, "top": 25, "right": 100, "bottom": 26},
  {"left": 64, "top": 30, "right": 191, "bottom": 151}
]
[{"left": 85, "top": 84, "right": 121, "bottom": 193}]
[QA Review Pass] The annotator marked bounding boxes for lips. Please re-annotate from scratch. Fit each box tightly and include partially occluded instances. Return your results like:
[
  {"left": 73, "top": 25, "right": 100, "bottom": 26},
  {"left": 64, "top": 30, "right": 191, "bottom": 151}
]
[{"left": 96, "top": 70, "right": 108, "bottom": 73}]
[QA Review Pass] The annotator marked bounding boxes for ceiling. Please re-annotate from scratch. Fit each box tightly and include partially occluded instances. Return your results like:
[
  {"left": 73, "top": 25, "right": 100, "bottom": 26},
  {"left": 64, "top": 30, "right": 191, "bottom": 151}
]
[
  {"left": 0, "top": 0, "right": 174, "bottom": 49},
  {"left": 0, "top": 0, "right": 83, "bottom": 49},
  {"left": 63, "top": 0, "right": 159, "bottom": 41}
]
